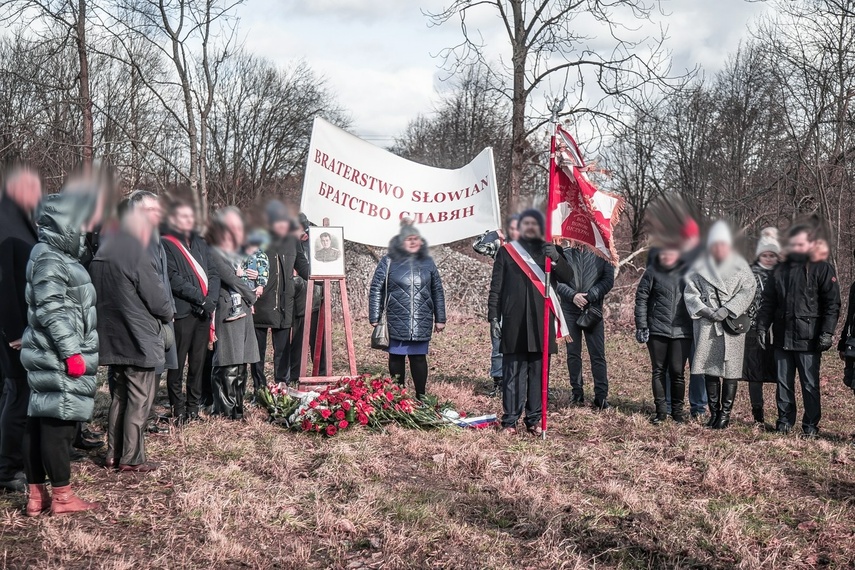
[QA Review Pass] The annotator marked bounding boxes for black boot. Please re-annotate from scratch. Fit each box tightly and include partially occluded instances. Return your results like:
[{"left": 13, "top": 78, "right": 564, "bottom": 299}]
[
  {"left": 671, "top": 378, "right": 687, "bottom": 423},
  {"left": 713, "top": 379, "right": 738, "bottom": 430},
  {"left": 751, "top": 406, "right": 764, "bottom": 424},
  {"left": 705, "top": 377, "right": 721, "bottom": 428}
]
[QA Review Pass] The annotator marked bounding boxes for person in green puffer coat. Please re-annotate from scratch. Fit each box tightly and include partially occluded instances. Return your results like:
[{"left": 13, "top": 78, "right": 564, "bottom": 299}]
[{"left": 20, "top": 188, "right": 102, "bottom": 517}]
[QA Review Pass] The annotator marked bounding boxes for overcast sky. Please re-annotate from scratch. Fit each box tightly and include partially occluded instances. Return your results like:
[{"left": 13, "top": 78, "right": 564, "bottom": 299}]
[{"left": 242, "top": 0, "right": 769, "bottom": 144}]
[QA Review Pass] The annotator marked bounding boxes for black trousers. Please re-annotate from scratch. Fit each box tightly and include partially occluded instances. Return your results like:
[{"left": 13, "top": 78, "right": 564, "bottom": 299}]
[
  {"left": 252, "top": 327, "right": 291, "bottom": 389},
  {"left": 647, "top": 336, "right": 691, "bottom": 416},
  {"left": 0, "top": 375, "right": 28, "bottom": 480},
  {"left": 564, "top": 314, "right": 608, "bottom": 403},
  {"left": 502, "top": 352, "right": 543, "bottom": 428},
  {"left": 167, "top": 314, "right": 211, "bottom": 416},
  {"left": 389, "top": 354, "right": 428, "bottom": 399},
  {"left": 201, "top": 347, "right": 214, "bottom": 408},
  {"left": 775, "top": 349, "right": 821, "bottom": 431},
  {"left": 107, "top": 365, "right": 155, "bottom": 466},
  {"left": 23, "top": 417, "right": 76, "bottom": 487},
  {"left": 288, "top": 310, "right": 327, "bottom": 379},
  {"left": 212, "top": 364, "right": 248, "bottom": 419}
]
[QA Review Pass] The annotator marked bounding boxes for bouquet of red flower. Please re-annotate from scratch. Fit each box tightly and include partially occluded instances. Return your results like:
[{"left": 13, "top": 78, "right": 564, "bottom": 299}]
[{"left": 260, "top": 375, "right": 452, "bottom": 436}]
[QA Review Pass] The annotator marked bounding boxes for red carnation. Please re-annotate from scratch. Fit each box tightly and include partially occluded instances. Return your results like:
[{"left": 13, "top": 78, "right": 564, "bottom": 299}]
[
  {"left": 341, "top": 401, "right": 352, "bottom": 411},
  {"left": 309, "top": 400, "right": 319, "bottom": 409},
  {"left": 326, "top": 425, "right": 337, "bottom": 436},
  {"left": 320, "top": 409, "right": 332, "bottom": 419},
  {"left": 338, "top": 420, "right": 349, "bottom": 429},
  {"left": 334, "top": 409, "right": 346, "bottom": 421},
  {"left": 301, "top": 419, "right": 312, "bottom": 431},
  {"left": 358, "top": 414, "right": 369, "bottom": 425}
]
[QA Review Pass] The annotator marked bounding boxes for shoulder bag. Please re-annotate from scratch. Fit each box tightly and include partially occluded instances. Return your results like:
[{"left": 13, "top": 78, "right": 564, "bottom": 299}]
[
  {"left": 371, "top": 259, "right": 391, "bottom": 350},
  {"left": 714, "top": 288, "right": 751, "bottom": 336}
]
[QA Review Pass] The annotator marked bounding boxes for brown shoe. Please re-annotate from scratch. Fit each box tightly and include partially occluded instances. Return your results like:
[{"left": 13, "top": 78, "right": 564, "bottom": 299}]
[
  {"left": 499, "top": 426, "right": 517, "bottom": 435},
  {"left": 104, "top": 457, "right": 117, "bottom": 469},
  {"left": 50, "top": 485, "right": 99, "bottom": 515},
  {"left": 119, "top": 462, "right": 159, "bottom": 473},
  {"left": 25, "top": 484, "right": 51, "bottom": 517}
]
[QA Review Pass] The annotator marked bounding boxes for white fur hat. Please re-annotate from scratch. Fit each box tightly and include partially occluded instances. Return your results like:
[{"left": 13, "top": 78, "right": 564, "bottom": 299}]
[
  {"left": 707, "top": 220, "right": 733, "bottom": 247},
  {"left": 755, "top": 227, "right": 781, "bottom": 257}
]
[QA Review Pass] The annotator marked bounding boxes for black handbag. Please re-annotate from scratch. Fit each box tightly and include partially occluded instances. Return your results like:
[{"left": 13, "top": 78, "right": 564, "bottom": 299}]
[
  {"left": 714, "top": 289, "right": 750, "bottom": 336},
  {"left": 576, "top": 306, "right": 603, "bottom": 330},
  {"left": 844, "top": 337, "right": 855, "bottom": 359},
  {"left": 371, "top": 259, "right": 391, "bottom": 350}
]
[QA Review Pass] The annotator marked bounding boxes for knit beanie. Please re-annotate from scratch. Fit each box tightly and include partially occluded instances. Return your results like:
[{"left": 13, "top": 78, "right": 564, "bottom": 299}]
[
  {"left": 518, "top": 208, "right": 545, "bottom": 235},
  {"left": 707, "top": 220, "right": 733, "bottom": 247},
  {"left": 399, "top": 218, "right": 421, "bottom": 240},
  {"left": 265, "top": 200, "right": 289, "bottom": 226},
  {"left": 755, "top": 227, "right": 781, "bottom": 257}
]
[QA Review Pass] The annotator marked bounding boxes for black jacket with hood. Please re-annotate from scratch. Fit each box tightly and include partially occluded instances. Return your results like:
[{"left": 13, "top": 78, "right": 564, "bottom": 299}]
[
  {"left": 368, "top": 236, "right": 446, "bottom": 343},
  {"left": 634, "top": 256, "right": 693, "bottom": 339}
]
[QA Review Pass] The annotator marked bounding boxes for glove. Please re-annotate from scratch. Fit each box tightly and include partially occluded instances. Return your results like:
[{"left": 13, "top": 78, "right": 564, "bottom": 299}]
[
  {"left": 490, "top": 319, "right": 502, "bottom": 340},
  {"left": 65, "top": 354, "right": 86, "bottom": 378},
  {"left": 202, "top": 298, "right": 217, "bottom": 316},
  {"left": 542, "top": 243, "right": 561, "bottom": 262},
  {"left": 757, "top": 332, "right": 767, "bottom": 352},
  {"left": 635, "top": 329, "right": 649, "bottom": 344},
  {"left": 712, "top": 307, "right": 729, "bottom": 322},
  {"left": 697, "top": 306, "right": 715, "bottom": 320},
  {"left": 817, "top": 332, "right": 834, "bottom": 352}
]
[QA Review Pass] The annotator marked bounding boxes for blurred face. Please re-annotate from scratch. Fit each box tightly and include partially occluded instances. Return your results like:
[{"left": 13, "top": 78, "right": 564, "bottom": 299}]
[
  {"left": 271, "top": 219, "right": 290, "bottom": 239},
  {"left": 758, "top": 251, "right": 779, "bottom": 267},
  {"left": 137, "top": 196, "right": 163, "bottom": 228},
  {"left": 404, "top": 235, "right": 422, "bottom": 253},
  {"left": 788, "top": 231, "right": 812, "bottom": 255},
  {"left": 169, "top": 205, "right": 195, "bottom": 234},
  {"left": 222, "top": 210, "right": 245, "bottom": 247},
  {"left": 506, "top": 219, "right": 520, "bottom": 242},
  {"left": 710, "top": 241, "right": 731, "bottom": 263},
  {"left": 5, "top": 170, "right": 42, "bottom": 212},
  {"left": 320, "top": 235, "right": 331, "bottom": 249},
  {"left": 658, "top": 249, "right": 680, "bottom": 268},
  {"left": 519, "top": 217, "right": 541, "bottom": 239}
]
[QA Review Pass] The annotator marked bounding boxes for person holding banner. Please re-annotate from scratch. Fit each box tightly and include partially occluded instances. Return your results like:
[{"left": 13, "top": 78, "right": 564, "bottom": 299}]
[
  {"left": 487, "top": 209, "right": 573, "bottom": 435},
  {"left": 369, "top": 222, "right": 446, "bottom": 400}
]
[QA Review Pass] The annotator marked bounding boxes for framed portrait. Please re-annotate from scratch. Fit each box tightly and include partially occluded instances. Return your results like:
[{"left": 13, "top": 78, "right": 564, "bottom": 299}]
[{"left": 308, "top": 226, "right": 346, "bottom": 278}]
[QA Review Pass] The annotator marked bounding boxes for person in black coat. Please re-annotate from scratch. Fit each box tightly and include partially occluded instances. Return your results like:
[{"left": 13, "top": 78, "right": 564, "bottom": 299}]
[
  {"left": 161, "top": 200, "right": 221, "bottom": 423},
  {"left": 369, "top": 222, "right": 446, "bottom": 400},
  {"left": 756, "top": 224, "right": 841, "bottom": 436},
  {"left": 251, "top": 201, "right": 310, "bottom": 389},
  {"left": 556, "top": 246, "right": 615, "bottom": 409},
  {"left": 0, "top": 168, "right": 41, "bottom": 493},
  {"left": 838, "top": 249, "right": 855, "bottom": 391},
  {"left": 90, "top": 212, "right": 173, "bottom": 471},
  {"left": 488, "top": 209, "right": 573, "bottom": 435},
  {"left": 634, "top": 249, "right": 693, "bottom": 424},
  {"left": 287, "top": 216, "right": 325, "bottom": 379}
]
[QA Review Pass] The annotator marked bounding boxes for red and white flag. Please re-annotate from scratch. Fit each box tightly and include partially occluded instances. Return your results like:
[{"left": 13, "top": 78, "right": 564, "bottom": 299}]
[{"left": 549, "top": 125, "right": 623, "bottom": 265}]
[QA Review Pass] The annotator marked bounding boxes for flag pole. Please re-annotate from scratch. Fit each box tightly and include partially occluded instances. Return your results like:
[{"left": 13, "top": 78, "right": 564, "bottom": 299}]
[{"left": 541, "top": 96, "right": 565, "bottom": 440}]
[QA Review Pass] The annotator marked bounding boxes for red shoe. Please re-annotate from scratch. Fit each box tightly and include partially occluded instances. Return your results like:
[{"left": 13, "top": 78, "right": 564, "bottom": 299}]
[
  {"left": 25, "top": 484, "right": 51, "bottom": 517},
  {"left": 50, "top": 485, "right": 99, "bottom": 516},
  {"left": 119, "top": 462, "right": 159, "bottom": 473}
]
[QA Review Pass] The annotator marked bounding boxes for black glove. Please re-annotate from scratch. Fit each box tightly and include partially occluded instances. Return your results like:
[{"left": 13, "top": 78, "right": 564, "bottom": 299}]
[
  {"left": 697, "top": 306, "right": 715, "bottom": 320},
  {"left": 635, "top": 329, "right": 649, "bottom": 344},
  {"left": 542, "top": 243, "right": 561, "bottom": 262},
  {"left": 712, "top": 307, "right": 729, "bottom": 322},
  {"left": 817, "top": 332, "right": 834, "bottom": 352},
  {"left": 202, "top": 298, "right": 217, "bottom": 317},
  {"left": 490, "top": 319, "right": 502, "bottom": 340},
  {"left": 757, "top": 331, "right": 767, "bottom": 352}
]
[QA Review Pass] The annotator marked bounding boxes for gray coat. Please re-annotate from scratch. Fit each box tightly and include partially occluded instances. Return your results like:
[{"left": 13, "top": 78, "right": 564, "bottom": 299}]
[
  {"left": 684, "top": 253, "right": 756, "bottom": 378},
  {"left": 211, "top": 248, "right": 260, "bottom": 367}
]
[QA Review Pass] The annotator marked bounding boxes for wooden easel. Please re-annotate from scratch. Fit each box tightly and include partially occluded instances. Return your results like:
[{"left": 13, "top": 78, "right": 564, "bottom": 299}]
[{"left": 298, "top": 220, "right": 357, "bottom": 389}]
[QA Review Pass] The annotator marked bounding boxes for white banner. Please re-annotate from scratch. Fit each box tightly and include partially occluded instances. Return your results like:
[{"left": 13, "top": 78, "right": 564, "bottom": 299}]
[{"left": 300, "top": 117, "right": 501, "bottom": 247}]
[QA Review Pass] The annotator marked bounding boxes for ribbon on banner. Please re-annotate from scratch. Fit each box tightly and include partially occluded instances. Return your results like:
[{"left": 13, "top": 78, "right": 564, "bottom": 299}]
[{"left": 504, "top": 241, "right": 570, "bottom": 339}]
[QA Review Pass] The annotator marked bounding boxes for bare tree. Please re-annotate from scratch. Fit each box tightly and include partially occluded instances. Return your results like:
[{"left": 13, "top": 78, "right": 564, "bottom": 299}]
[{"left": 427, "top": 0, "right": 673, "bottom": 210}]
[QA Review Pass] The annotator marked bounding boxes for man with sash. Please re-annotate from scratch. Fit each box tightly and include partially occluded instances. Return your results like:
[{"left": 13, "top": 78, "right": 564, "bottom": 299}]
[
  {"left": 488, "top": 209, "right": 573, "bottom": 435},
  {"left": 161, "top": 200, "right": 221, "bottom": 424}
]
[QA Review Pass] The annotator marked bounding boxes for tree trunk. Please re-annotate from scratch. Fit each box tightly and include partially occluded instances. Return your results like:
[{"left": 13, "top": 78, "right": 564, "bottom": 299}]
[{"left": 76, "top": 0, "right": 93, "bottom": 172}]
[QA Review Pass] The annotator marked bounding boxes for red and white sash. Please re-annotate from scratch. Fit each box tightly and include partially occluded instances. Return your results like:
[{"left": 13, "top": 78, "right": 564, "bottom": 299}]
[
  {"left": 163, "top": 234, "right": 209, "bottom": 296},
  {"left": 505, "top": 241, "right": 571, "bottom": 339}
]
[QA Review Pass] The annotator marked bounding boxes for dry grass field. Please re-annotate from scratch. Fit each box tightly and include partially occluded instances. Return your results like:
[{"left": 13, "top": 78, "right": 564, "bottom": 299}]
[{"left": 2, "top": 319, "right": 855, "bottom": 569}]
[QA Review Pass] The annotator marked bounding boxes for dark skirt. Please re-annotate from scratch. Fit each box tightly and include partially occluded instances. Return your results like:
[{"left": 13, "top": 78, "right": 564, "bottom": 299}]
[
  {"left": 388, "top": 340, "right": 429, "bottom": 356},
  {"left": 742, "top": 329, "right": 776, "bottom": 383}
]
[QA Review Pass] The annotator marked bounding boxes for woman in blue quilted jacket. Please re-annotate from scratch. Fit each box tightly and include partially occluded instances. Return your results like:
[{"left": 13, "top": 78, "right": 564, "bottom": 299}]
[{"left": 369, "top": 222, "right": 446, "bottom": 400}]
